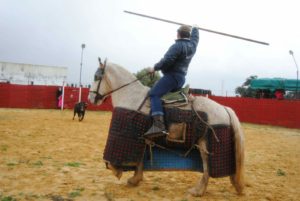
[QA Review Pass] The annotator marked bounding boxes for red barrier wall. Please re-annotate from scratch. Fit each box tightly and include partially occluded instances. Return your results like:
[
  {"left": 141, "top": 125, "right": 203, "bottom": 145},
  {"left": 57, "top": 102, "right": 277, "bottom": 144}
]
[
  {"left": 1, "top": 84, "right": 299, "bottom": 128},
  {"left": 61, "top": 86, "right": 112, "bottom": 111},
  {"left": 0, "top": 83, "right": 112, "bottom": 111},
  {"left": 208, "top": 96, "right": 300, "bottom": 129}
]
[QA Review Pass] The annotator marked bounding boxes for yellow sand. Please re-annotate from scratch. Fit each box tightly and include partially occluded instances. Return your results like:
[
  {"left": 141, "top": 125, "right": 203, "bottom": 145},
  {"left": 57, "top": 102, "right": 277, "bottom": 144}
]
[{"left": 0, "top": 109, "right": 299, "bottom": 201}]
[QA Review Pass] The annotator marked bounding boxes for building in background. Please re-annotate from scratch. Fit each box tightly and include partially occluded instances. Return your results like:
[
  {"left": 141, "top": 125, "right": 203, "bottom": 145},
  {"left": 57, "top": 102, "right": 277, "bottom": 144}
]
[{"left": 0, "top": 61, "right": 67, "bottom": 85}]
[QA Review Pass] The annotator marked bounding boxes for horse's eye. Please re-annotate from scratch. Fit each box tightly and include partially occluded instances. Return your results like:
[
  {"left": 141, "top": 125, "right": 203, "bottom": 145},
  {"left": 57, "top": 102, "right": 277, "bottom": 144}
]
[{"left": 94, "top": 74, "right": 101, "bottom": 81}]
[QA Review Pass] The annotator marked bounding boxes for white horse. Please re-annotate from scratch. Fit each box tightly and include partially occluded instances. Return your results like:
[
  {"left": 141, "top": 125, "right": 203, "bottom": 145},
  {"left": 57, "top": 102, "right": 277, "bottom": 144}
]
[{"left": 88, "top": 59, "right": 245, "bottom": 197}]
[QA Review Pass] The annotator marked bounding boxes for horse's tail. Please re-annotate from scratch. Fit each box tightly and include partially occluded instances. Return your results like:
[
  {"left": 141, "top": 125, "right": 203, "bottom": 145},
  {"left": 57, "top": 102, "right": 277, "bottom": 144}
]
[{"left": 226, "top": 107, "right": 245, "bottom": 194}]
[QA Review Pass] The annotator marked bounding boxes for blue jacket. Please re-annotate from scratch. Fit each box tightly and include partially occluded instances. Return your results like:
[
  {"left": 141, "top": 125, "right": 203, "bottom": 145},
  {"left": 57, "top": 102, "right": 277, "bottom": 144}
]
[{"left": 154, "top": 27, "right": 199, "bottom": 76}]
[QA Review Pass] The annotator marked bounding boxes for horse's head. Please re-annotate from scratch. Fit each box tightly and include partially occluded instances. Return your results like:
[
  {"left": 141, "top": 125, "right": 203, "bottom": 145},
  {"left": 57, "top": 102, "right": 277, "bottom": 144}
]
[
  {"left": 89, "top": 57, "right": 149, "bottom": 108},
  {"left": 88, "top": 57, "right": 110, "bottom": 105}
]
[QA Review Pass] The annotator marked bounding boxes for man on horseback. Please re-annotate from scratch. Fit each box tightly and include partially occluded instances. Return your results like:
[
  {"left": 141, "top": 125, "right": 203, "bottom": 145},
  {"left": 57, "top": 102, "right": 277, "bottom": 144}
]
[{"left": 144, "top": 24, "right": 199, "bottom": 138}]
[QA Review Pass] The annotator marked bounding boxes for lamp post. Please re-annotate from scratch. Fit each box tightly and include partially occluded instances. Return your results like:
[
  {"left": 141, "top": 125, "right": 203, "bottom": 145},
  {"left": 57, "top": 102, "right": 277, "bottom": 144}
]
[
  {"left": 289, "top": 50, "right": 299, "bottom": 99},
  {"left": 79, "top": 43, "right": 86, "bottom": 102}
]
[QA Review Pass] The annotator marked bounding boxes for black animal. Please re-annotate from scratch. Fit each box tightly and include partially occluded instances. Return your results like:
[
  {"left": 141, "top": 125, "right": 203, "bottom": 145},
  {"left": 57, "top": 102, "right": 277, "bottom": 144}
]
[{"left": 73, "top": 102, "right": 88, "bottom": 121}]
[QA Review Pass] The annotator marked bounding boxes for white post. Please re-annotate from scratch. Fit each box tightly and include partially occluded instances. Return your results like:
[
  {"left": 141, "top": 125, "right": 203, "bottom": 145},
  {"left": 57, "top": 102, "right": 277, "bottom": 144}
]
[
  {"left": 79, "top": 43, "right": 86, "bottom": 102},
  {"left": 78, "top": 87, "right": 82, "bottom": 102},
  {"left": 289, "top": 50, "right": 299, "bottom": 99},
  {"left": 61, "top": 82, "right": 65, "bottom": 111}
]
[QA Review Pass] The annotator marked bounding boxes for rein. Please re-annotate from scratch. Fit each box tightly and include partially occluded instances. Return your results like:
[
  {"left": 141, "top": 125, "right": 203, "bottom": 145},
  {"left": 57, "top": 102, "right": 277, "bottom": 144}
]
[{"left": 98, "top": 74, "right": 148, "bottom": 98}]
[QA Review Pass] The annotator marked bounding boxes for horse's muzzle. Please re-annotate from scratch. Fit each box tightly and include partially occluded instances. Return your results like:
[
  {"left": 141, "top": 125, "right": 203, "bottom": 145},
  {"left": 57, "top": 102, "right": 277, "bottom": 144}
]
[
  {"left": 88, "top": 92, "right": 97, "bottom": 104},
  {"left": 89, "top": 91, "right": 106, "bottom": 105}
]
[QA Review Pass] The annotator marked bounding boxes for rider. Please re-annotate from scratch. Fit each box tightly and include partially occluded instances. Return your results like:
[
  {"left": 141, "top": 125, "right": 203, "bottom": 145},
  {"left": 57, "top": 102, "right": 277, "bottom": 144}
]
[{"left": 144, "top": 24, "right": 200, "bottom": 138}]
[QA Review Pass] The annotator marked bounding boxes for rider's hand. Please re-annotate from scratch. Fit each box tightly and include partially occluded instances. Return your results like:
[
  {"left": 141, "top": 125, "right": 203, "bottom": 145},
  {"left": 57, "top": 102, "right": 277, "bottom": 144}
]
[
  {"left": 147, "top": 67, "right": 155, "bottom": 80},
  {"left": 147, "top": 67, "right": 155, "bottom": 73},
  {"left": 192, "top": 24, "right": 199, "bottom": 29}
]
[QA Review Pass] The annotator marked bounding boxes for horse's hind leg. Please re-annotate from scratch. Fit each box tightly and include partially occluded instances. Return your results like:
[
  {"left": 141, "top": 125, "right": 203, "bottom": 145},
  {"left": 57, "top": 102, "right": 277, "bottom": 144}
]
[
  {"left": 188, "top": 139, "right": 210, "bottom": 197},
  {"left": 230, "top": 175, "right": 243, "bottom": 194},
  {"left": 226, "top": 107, "right": 245, "bottom": 194},
  {"left": 127, "top": 161, "right": 143, "bottom": 186}
]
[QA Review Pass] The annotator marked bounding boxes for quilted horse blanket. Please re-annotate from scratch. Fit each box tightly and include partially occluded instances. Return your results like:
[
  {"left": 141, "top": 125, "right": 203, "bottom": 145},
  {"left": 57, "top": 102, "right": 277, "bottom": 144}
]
[{"left": 103, "top": 107, "right": 235, "bottom": 178}]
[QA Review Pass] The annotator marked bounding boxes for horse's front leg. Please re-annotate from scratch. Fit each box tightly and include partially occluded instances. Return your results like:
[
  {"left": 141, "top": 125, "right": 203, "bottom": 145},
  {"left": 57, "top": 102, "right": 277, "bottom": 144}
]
[
  {"left": 127, "top": 161, "right": 143, "bottom": 186},
  {"left": 188, "top": 139, "right": 210, "bottom": 197},
  {"left": 107, "top": 163, "right": 123, "bottom": 180}
]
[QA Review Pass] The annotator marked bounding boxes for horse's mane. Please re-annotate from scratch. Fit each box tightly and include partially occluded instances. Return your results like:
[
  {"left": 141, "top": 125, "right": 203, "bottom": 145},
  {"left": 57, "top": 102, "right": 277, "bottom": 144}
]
[
  {"left": 106, "top": 62, "right": 147, "bottom": 89},
  {"left": 107, "top": 62, "right": 137, "bottom": 80}
]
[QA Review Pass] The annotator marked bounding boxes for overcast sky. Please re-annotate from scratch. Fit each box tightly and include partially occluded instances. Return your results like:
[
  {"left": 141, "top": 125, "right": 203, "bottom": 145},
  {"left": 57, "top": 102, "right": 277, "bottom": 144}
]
[{"left": 1, "top": 0, "right": 299, "bottom": 95}]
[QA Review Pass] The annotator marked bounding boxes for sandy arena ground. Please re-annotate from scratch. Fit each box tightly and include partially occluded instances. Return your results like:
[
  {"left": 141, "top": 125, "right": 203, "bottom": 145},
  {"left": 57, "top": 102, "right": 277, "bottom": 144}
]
[{"left": 0, "top": 108, "right": 299, "bottom": 201}]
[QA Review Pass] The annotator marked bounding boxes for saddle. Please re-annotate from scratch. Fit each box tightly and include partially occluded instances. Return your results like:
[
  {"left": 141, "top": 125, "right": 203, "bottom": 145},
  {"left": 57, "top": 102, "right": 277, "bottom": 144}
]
[{"left": 161, "top": 84, "right": 190, "bottom": 107}]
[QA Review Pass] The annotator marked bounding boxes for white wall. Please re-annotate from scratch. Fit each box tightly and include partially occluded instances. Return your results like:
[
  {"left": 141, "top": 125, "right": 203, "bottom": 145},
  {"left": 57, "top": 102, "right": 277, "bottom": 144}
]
[{"left": 0, "top": 61, "right": 67, "bottom": 86}]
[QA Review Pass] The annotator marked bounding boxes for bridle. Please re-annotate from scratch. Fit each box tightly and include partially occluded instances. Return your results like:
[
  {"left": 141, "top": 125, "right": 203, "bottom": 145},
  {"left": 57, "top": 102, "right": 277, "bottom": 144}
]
[
  {"left": 89, "top": 58, "right": 151, "bottom": 104},
  {"left": 89, "top": 60, "right": 107, "bottom": 104}
]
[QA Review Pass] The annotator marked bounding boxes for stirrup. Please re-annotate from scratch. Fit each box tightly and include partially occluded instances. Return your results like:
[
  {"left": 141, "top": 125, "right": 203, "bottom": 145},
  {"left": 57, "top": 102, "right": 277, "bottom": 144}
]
[
  {"left": 144, "top": 131, "right": 168, "bottom": 139},
  {"left": 143, "top": 127, "right": 168, "bottom": 139}
]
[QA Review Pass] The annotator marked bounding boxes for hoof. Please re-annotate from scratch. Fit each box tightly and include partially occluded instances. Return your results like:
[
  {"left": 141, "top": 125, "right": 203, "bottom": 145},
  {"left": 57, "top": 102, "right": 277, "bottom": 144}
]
[
  {"left": 115, "top": 170, "right": 123, "bottom": 180},
  {"left": 107, "top": 163, "right": 123, "bottom": 180},
  {"left": 188, "top": 187, "right": 205, "bottom": 197},
  {"left": 230, "top": 175, "right": 244, "bottom": 195},
  {"left": 127, "top": 177, "right": 143, "bottom": 186}
]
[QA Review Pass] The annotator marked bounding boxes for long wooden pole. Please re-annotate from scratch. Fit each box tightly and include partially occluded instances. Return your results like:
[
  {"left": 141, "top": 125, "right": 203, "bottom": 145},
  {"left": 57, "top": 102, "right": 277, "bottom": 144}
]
[{"left": 124, "top": 10, "right": 269, "bottom": 46}]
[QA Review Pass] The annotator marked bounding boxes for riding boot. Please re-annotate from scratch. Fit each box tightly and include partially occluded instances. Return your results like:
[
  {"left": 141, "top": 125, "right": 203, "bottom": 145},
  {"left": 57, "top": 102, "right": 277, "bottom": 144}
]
[{"left": 144, "top": 115, "right": 168, "bottom": 138}]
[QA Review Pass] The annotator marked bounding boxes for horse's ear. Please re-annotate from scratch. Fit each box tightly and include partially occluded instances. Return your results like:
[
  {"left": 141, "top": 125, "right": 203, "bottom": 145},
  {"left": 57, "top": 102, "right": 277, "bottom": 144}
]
[
  {"left": 104, "top": 58, "right": 107, "bottom": 67},
  {"left": 98, "top": 57, "right": 103, "bottom": 68},
  {"left": 98, "top": 57, "right": 107, "bottom": 69}
]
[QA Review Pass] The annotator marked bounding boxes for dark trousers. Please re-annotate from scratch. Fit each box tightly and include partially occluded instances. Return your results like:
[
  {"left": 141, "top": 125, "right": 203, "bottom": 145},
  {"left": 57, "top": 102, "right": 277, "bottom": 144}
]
[{"left": 149, "top": 73, "right": 185, "bottom": 116}]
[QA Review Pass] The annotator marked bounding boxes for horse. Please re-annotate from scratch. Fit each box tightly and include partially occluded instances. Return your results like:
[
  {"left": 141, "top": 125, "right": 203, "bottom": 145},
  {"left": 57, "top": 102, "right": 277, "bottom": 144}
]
[{"left": 88, "top": 58, "right": 245, "bottom": 197}]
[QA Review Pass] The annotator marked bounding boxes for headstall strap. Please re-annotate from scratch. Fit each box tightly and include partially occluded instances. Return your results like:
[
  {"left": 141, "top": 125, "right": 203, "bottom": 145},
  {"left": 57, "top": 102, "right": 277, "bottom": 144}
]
[{"left": 91, "top": 58, "right": 108, "bottom": 103}]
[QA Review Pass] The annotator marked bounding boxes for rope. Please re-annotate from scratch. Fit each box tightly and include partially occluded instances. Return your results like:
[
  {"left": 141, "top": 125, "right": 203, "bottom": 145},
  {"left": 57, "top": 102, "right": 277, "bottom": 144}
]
[
  {"left": 191, "top": 99, "right": 220, "bottom": 143},
  {"left": 137, "top": 95, "right": 148, "bottom": 112}
]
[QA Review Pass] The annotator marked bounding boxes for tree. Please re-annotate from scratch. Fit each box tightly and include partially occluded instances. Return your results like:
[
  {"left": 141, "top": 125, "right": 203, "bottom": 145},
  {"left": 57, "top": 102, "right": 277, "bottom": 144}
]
[
  {"left": 134, "top": 68, "right": 161, "bottom": 87},
  {"left": 235, "top": 75, "right": 257, "bottom": 97}
]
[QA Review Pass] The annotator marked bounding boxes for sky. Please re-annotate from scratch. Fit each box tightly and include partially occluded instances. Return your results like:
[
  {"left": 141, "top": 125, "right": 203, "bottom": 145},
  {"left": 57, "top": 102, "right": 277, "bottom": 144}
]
[{"left": 1, "top": 0, "right": 299, "bottom": 96}]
